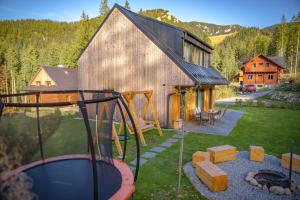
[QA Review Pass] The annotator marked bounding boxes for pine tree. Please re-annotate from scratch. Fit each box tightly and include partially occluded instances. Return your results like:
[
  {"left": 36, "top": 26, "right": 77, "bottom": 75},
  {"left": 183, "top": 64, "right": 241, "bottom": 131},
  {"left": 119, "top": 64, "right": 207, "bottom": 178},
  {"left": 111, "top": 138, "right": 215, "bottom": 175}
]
[
  {"left": 279, "top": 15, "right": 287, "bottom": 56},
  {"left": 125, "top": 0, "right": 130, "bottom": 10},
  {"left": 100, "top": 0, "right": 110, "bottom": 16},
  {"left": 5, "top": 48, "right": 20, "bottom": 93}
]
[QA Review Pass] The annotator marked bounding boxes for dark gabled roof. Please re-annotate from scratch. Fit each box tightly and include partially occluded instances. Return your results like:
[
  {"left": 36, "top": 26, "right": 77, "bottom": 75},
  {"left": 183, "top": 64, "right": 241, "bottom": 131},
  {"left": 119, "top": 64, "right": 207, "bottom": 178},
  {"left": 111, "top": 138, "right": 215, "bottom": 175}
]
[
  {"left": 24, "top": 66, "right": 78, "bottom": 91},
  {"left": 268, "top": 56, "right": 286, "bottom": 68},
  {"left": 78, "top": 4, "right": 227, "bottom": 85},
  {"left": 242, "top": 55, "right": 286, "bottom": 69}
]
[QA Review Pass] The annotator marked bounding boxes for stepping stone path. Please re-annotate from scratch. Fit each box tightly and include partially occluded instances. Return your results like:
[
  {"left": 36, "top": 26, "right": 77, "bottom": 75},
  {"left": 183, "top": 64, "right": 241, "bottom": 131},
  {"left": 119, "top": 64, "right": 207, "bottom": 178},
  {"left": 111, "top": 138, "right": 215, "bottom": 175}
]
[
  {"left": 150, "top": 146, "right": 166, "bottom": 153},
  {"left": 129, "top": 133, "right": 185, "bottom": 171},
  {"left": 130, "top": 158, "right": 148, "bottom": 166},
  {"left": 142, "top": 152, "right": 157, "bottom": 159}
]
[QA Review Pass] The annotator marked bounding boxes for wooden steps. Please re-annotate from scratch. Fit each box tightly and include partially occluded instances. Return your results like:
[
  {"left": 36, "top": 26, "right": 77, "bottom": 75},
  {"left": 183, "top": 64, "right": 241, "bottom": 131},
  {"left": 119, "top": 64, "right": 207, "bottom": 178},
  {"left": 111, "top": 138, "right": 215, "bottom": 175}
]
[
  {"left": 281, "top": 153, "right": 300, "bottom": 173},
  {"left": 195, "top": 161, "right": 228, "bottom": 192},
  {"left": 207, "top": 145, "right": 237, "bottom": 163}
]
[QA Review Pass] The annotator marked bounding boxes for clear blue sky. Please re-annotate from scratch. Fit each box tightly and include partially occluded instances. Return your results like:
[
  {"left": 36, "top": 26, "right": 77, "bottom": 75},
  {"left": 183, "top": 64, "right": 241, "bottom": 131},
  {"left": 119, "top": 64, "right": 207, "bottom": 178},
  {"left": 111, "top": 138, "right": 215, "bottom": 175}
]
[{"left": 0, "top": 0, "right": 299, "bottom": 28}]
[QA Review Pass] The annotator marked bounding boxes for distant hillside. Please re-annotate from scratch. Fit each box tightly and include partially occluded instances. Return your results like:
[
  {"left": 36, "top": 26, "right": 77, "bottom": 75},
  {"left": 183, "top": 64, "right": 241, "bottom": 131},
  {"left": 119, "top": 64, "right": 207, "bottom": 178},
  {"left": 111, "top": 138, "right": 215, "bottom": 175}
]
[
  {"left": 209, "top": 32, "right": 237, "bottom": 46},
  {"left": 139, "top": 9, "right": 245, "bottom": 38},
  {"left": 139, "top": 9, "right": 210, "bottom": 42},
  {"left": 187, "top": 21, "right": 244, "bottom": 36}
]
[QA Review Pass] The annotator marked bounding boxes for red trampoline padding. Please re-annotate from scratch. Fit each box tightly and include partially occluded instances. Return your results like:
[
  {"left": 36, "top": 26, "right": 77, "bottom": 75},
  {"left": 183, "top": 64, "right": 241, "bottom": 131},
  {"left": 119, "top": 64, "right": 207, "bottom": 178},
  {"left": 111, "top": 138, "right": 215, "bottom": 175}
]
[{"left": 0, "top": 154, "right": 135, "bottom": 200}]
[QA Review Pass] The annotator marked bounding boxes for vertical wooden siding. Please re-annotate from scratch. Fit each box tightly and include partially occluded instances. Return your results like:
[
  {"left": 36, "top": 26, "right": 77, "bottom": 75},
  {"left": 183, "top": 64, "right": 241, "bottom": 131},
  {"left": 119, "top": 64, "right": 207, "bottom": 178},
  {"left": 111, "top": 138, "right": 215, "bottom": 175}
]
[{"left": 77, "top": 8, "right": 194, "bottom": 127}]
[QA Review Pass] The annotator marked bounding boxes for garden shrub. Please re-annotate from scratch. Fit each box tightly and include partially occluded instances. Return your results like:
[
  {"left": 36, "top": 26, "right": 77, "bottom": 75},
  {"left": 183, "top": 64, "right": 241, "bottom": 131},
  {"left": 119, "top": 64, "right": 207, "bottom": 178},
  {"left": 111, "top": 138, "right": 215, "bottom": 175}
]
[
  {"left": 269, "top": 102, "right": 278, "bottom": 108},
  {"left": 215, "top": 85, "right": 236, "bottom": 100},
  {"left": 0, "top": 109, "right": 62, "bottom": 163},
  {"left": 246, "top": 99, "right": 254, "bottom": 107},
  {"left": 257, "top": 100, "right": 265, "bottom": 107},
  {"left": 235, "top": 99, "right": 242, "bottom": 106}
]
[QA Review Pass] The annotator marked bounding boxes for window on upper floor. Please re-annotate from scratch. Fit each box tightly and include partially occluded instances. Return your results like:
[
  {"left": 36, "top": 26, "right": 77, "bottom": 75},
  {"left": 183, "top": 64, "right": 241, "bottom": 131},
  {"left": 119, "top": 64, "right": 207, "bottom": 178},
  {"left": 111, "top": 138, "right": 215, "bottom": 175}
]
[
  {"left": 183, "top": 41, "right": 210, "bottom": 67},
  {"left": 252, "top": 63, "right": 256, "bottom": 68},
  {"left": 36, "top": 81, "right": 41, "bottom": 86},
  {"left": 248, "top": 75, "right": 253, "bottom": 80},
  {"left": 268, "top": 74, "right": 273, "bottom": 80},
  {"left": 259, "top": 63, "right": 263, "bottom": 65},
  {"left": 265, "top": 63, "right": 269, "bottom": 67},
  {"left": 45, "top": 81, "right": 51, "bottom": 86}
]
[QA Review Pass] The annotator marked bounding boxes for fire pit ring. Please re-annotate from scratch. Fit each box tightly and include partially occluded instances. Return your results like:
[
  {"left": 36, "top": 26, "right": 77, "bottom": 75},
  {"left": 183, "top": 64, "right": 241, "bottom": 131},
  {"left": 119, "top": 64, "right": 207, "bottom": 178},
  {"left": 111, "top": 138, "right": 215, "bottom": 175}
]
[{"left": 254, "top": 169, "right": 290, "bottom": 188}]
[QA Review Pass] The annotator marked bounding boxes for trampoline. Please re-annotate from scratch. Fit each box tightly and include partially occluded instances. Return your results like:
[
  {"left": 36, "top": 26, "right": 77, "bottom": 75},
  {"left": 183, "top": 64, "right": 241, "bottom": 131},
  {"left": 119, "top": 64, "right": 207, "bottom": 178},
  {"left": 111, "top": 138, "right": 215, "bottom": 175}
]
[{"left": 0, "top": 90, "right": 140, "bottom": 200}]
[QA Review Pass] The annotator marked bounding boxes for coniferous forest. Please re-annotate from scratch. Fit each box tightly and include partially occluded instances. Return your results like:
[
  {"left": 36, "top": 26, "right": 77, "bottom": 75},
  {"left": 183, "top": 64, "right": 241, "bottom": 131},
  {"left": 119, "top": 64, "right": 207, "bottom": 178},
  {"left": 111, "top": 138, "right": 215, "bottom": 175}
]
[{"left": 0, "top": 0, "right": 299, "bottom": 93}]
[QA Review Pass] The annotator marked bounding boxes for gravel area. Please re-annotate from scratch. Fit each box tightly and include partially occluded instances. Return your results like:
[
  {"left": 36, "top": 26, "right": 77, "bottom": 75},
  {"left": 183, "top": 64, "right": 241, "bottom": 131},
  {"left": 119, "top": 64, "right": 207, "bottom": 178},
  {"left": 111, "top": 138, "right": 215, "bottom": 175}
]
[{"left": 184, "top": 151, "right": 300, "bottom": 200}]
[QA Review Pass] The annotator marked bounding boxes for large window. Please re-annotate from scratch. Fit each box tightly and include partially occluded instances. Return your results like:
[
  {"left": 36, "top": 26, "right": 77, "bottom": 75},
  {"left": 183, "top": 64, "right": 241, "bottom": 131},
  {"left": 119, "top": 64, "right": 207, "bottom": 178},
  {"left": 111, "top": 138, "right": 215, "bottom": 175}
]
[{"left": 184, "top": 41, "right": 209, "bottom": 66}]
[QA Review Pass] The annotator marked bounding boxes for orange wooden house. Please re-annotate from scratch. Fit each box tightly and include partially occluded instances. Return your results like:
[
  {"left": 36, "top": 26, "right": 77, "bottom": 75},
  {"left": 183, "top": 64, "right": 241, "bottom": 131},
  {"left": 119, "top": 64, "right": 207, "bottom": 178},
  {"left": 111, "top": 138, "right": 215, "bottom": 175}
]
[
  {"left": 240, "top": 55, "right": 285, "bottom": 87},
  {"left": 23, "top": 66, "right": 78, "bottom": 103}
]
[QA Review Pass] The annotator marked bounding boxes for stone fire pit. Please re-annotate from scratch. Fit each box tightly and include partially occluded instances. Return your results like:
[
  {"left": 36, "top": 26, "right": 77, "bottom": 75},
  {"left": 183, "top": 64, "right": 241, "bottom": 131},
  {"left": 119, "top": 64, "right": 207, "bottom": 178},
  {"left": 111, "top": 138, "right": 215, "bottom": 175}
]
[
  {"left": 184, "top": 151, "right": 300, "bottom": 200},
  {"left": 245, "top": 170, "right": 296, "bottom": 195}
]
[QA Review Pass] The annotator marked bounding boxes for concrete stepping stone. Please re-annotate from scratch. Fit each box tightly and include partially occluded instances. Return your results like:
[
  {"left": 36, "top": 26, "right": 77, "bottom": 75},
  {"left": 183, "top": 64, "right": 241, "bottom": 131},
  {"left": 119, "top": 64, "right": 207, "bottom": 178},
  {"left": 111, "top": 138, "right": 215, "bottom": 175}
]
[
  {"left": 166, "top": 138, "right": 178, "bottom": 143},
  {"left": 173, "top": 134, "right": 183, "bottom": 139},
  {"left": 160, "top": 142, "right": 173, "bottom": 147},
  {"left": 142, "top": 152, "right": 157, "bottom": 159},
  {"left": 130, "top": 158, "right": 147, "bottom": 166},
  {"left": 150, "top": 146, "right": 166, "bottom": 153}
]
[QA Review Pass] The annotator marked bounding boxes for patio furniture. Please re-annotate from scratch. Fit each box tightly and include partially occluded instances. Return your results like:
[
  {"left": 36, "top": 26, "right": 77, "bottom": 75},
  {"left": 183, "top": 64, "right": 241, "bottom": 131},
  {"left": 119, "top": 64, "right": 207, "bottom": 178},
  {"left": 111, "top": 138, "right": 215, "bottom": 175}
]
[
  {"left": 200, "top": 111, "right": 210, "bottom": 124},
  {"left": 281, "top": 153, "right": 300, "bottom": 173},
  {"left": 249, "top": 146, "right": 265, "bottom": 162},
  {"left": 207, "top": 145, "right": 237, "bottom": 163},
  {"left": 195, "top": 161, "right": 228, "bottom": 192},
  {"left": 192, "top": 151, "right": 210, "bottom": 167},
  {"left": 193, "top": 107, "right": 201, "bottom": 121},
  {"left": 221, "top": 109, "right": 227, "bottom": 118}
]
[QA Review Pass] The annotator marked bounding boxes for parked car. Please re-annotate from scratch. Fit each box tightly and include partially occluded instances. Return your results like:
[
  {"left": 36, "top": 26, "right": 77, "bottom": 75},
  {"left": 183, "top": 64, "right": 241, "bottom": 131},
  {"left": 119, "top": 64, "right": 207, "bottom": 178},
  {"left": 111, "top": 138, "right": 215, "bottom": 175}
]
[{"left": 241, "top": 84, "right": 256, "bottom": 93}]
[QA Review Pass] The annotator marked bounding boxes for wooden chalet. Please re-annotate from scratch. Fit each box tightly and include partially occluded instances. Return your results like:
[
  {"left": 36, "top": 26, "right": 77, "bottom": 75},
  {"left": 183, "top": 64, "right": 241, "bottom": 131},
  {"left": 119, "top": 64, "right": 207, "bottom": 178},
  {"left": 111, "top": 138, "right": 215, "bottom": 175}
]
[
  {"left": 77, "top": 4, "right": 228, "bottom": 128},
  {"left": 240, "top": 55, "right": 286, "bottom": 87},
  {"left": 23, "top": 66, "right": 78, "bottom": 103}
]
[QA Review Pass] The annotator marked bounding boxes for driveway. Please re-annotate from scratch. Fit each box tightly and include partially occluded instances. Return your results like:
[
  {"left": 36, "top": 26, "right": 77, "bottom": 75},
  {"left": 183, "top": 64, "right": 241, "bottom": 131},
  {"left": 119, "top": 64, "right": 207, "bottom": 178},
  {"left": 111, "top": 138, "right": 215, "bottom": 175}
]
[{"left": 215, "top": 90, "right": 272, "bottom": 105}]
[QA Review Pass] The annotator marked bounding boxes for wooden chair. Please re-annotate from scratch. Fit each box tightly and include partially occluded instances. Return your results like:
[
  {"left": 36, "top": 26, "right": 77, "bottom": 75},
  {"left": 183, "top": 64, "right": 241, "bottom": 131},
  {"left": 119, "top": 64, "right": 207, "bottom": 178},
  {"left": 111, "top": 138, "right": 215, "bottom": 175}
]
[
  {"left": 193, "top": 107, "right": 201, "bottom": 121},
  {"left": 200, "top": 111, "right": 210, "bottom": 124}
]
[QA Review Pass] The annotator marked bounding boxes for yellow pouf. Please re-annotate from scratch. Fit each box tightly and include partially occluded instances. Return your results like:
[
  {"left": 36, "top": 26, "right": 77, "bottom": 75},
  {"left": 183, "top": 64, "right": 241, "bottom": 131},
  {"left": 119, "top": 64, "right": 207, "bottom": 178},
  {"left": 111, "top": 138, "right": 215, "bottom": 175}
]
[{"left": 249, "top": 146, "right": 265, "bottom": 162}]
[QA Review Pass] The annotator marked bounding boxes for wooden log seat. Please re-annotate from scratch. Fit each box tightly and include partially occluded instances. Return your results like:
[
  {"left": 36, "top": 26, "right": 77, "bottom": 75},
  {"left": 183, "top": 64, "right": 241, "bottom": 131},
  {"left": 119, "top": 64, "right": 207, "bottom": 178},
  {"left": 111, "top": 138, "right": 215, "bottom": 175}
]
[
  {"left": 249, "top": 146, "right": 264, "bottom": 162},
  {"left": 195, "top": 161, "right": 228, "bottom": 192},
  {"left": 207, "top": 145, "right": 237, "bottom": 163},
  {"left": 192, "top": 151, "right": 210, "bottom": 167},
  {"left": 281, "top": 153, "right": 300, "bottom": 173}
]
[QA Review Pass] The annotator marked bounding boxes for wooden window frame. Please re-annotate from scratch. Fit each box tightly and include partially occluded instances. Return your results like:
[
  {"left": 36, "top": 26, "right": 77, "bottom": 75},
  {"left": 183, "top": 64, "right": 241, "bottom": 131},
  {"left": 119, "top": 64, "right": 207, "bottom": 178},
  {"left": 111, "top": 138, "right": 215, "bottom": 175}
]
[
  {"left": 268, "top": 74, "right": 273, "bottom": 80},
  {"left": 45, "top": 81, "right": 51, "bottom": 86}
]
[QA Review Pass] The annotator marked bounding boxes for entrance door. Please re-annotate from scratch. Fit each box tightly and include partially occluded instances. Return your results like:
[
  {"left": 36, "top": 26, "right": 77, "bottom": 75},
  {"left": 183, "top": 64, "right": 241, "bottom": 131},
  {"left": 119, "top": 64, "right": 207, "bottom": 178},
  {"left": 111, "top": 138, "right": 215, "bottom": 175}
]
[{"left": 196, "top": 89, "right": 204, "bottom": 111}]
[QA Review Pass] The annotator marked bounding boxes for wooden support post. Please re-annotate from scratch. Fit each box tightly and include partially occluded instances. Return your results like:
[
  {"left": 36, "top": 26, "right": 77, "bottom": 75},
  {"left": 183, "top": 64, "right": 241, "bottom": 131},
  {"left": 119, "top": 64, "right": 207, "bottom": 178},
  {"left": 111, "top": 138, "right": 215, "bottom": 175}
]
[
  {"left": 144, "top": 91, "right": 163, "bottom": 136},
  {"left": 123, "top": 92, "right": 147, "bottom": 145},
  {"left": 112, "top": 122, "right": 123, "bottom": 157}
]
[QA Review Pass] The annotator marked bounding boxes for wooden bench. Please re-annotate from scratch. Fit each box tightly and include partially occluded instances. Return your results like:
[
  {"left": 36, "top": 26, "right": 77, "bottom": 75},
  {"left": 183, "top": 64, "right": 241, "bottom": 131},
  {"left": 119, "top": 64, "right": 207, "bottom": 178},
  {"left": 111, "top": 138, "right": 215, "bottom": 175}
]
[
  {"left": 207, "top": 145, "right": 237, "bottom": 163},
  {"left": 192, "top": 151, "right": 210, "bottom": 167},
  {"left": 195, "top": 161, "right": 228, "bottom": 192},
  {"left": 281, "top": 153, "right": 300, "bottom": 173},
  {"left": 249, "top": 146, "right": 264, "bottom": 162}
]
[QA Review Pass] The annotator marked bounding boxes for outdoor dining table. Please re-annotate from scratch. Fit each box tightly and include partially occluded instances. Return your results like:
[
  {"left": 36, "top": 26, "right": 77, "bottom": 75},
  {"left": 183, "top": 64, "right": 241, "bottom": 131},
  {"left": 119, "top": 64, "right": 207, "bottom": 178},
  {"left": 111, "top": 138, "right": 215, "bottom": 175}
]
[{"left": 207, "top": 109, "right": 220, "bottom": 125}]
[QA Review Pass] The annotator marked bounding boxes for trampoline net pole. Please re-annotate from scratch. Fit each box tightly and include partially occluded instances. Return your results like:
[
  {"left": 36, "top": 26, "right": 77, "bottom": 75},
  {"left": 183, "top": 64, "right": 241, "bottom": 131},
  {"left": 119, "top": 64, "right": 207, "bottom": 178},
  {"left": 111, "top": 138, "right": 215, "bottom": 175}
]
[
  {"left": 36, "top": 92, "right": 44, "bottom": 160},
  {"left": 117, "top": 101, "right": 128, "bottom": 161},
  {"left": 0, "top": 102, "right": 3, "bottom": 120},
  {"left": 120, "top": 96, "right": 140, "bottom": 182},
  {"left": 78, "top": 101, "right": 99, "bottom": 200}
]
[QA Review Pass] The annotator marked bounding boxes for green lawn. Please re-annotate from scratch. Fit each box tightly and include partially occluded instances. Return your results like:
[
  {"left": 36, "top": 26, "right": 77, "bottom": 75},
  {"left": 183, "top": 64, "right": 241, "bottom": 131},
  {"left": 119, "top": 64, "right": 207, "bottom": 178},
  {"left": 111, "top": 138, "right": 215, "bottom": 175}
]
[{"left": 32, "top": 107, "right": 300, "bottom": 199}]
